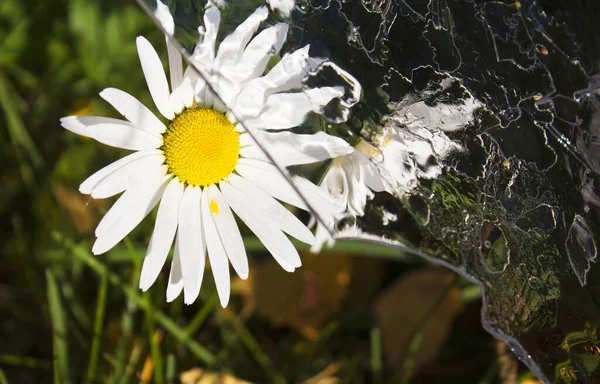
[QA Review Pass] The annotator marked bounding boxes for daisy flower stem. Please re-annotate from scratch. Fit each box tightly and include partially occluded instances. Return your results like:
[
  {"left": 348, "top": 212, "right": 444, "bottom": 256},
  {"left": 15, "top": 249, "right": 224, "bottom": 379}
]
[
  {"left": 54, "top": 232, "right": 217, "bottom": 366},
  {"left": 85, "top": 272, "right": 108, "bottom": 384}
]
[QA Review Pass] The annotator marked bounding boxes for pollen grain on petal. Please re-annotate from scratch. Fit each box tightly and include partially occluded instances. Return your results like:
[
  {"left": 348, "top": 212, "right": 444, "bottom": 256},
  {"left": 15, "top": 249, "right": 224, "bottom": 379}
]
[{"left": 210, "top": 198, "right": 219, "bottom": 214}]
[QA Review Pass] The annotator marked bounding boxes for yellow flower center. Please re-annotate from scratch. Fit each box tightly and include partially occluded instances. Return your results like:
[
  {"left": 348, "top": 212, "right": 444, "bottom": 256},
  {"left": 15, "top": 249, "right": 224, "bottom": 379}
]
[{"left": 163, "top": 108, "right": 240, "bottom": 186}]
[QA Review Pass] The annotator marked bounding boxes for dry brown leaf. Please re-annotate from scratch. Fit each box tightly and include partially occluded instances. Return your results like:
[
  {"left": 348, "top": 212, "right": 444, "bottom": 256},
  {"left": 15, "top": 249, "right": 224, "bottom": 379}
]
[
  {"left": 252, "top": 252, "right": 352, "bottom": 339},
  {"left": 52, "top": 182, "right": 104, "bottom": 234},
  {"left": 374, "top": 267, "right": 462, "bottom": 378},
  {"left": 180, "top": 368, "right": 250, "bottom": 384},
  {"left": 346, "top": 257, "right": 383, "bottom": 306}
]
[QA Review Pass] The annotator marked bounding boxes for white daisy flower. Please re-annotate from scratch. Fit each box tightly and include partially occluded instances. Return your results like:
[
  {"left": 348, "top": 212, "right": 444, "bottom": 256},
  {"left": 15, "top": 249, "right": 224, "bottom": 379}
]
[
  {"left": 310, "top": 139, "right": 386, "bottom": 252},
  {"left": 311, "top": 93, "right": 481, "bottom": 252},
  {"left": 61, "top": 2, "right": 352, "bottom": 307}
]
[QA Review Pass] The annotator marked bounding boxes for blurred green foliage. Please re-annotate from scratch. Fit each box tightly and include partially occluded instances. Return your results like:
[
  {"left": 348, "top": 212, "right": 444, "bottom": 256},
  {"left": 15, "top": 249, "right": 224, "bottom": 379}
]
[{"left": 0, "top": 0, "right": 536, "bottom": 383}]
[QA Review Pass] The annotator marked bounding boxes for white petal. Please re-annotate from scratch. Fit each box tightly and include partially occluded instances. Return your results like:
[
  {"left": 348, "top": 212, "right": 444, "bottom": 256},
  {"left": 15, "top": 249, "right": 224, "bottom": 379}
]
[
  {"left": 61, "top": 116, "right": 162, "bottom": 151},
  {"left": 177, "top": 186, "right": 206, "bottom": 304},
  {"left": 259, "top": 45, "right": 310, "bottom": 91},
  {"left": 346, "top": 178, "right": 370, "bottom": 216},
  {"left": 94, "top": 165, "right": 167, "bottom": 237},
  {"left": 169, "top": 75, "right": 195, "bottom": 114},
  {"left": 79, "top": 150, "right": 160, "bottom": 195},
  {"left": 213, "top": 23, "right": 288, "bottom": 108},
  {"left": 167, "top": 39, "right": 183, "bottom": 91},
  {"left": 155, "top": 0, "right": 183, "bottom": 90},
  {"left": 183, "top": 64, "right": 209, "bottom": 106},
  {"left": 305, "top": 86, "right": 346, "bottom": 108},
  {"left": 99, "top": 88, "right": 166, "bottom": 135},
  {"left": 166, "top": 233, "right": 184, "bottom": 302},
  {"left": 194, "top": 79, "right": 208, "bottom": 107},
  {"left": 90, "top": 153, "right": 165, "bottom": 199},
  {"left": 243, "top": 87, "right": 343, "bottom": 130},
  {"left": 204, "top": 88, "right": 227, "bottom": 113},
  {"left": 136, "top": 36, "right": 174, "bottom": 120},
  {"left": 214, "top": 6, "right": 268, "bottom": 69},
  {"left": 207, "top": 185, "right": 249, "bottom": 279},
  {"left": 190, "top": 3, "right": 220, "bottom": 67},
  {"left": 238, "top": 132, "right": 254, "bottom": 147},
  {"left": 242, "top": 131, "right": 353, "bottom": 168},
  {"left": 139, "top": 178, "right": 184, "bottom": 291},
  {"left": 155, "top": 0, "right": 175, "bottom": 35},
  {"left": 228, "top": 173, "right": 314, "bottom": 245},
  {"left": 238, "top": 143, "right": 268, "bottom": 163},
  {"left": 220, "top": 180, "right": 300, "bottom": 271},
  {"left": 294, "top": 175, "right": 345, "bottom": 224},
  {"left": 201, "top": 189, "right": 231, "bottom": 307},
  {"left": 355, "top": 149, "right": 386, "bottom": 192},
  {"left": 242, "top": 93, "right": 308, "bottom": 130},
  {"left": 293, "top": 175, "right": 344, "bottom": 253},
  {"left": 310, "top": 221, "right": 335, "bottom": 253},
  {"left": 225, "top": 23, "right": 288, "bottom": 84},
  {"left": 267, "top": 0, "right": 296, "bottom": 17},
  {"left": 92, "top": 172, "right": 170, "bottom": 255},
  {"left": 320, "top": 161, "right": 350, "bottom": 202},
  {"left": 234, "top": 46, "right": 310, "bottom": 118},
  {"left": 343, "top": 153, "right": 374, "bottom": 217},
  {"left": 235, "top": 158, "right": 307, "bottom": 210}
]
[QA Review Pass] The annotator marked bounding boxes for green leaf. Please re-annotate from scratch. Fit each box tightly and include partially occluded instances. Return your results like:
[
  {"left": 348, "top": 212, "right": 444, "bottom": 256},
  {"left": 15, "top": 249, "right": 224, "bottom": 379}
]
[{"left": 46, "top": 270, "right": 71, "bottom": 384}]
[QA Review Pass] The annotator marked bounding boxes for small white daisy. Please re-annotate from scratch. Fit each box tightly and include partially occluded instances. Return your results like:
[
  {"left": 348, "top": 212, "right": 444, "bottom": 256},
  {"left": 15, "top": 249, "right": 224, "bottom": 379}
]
[
  {"left": 61, "top": 2, "right": 352, "bottom": 307},
  {"left": 310, "top": 139, "right": 387, "bottom": 252},
  {"left": 311, "top": 94, "right": 481, "bottom": 252}
]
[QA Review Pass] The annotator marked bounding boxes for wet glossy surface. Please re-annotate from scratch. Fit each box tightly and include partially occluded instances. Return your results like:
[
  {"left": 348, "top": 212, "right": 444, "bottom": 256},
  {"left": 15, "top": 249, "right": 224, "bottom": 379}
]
[{"left": 140, "top": 0, "right": 600, "bottom": 381}]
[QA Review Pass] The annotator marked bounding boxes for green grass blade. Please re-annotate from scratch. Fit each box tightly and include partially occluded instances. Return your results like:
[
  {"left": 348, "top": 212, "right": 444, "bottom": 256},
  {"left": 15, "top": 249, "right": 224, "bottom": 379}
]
[
  {"left": 125, "top": 238, "right": 164, "bottom": 384},
  {"left": 53, "top": 232, "right": 216, "bottom": 366},
  {"left": 119, "top": 341, "right": 143, "bottom": 384},
  {"left": 0, "top": 365, "right": 8, "bottom": 384},
  {"left": 166, "top": 354, "right": 176, "bottom": 384},
  {"left": 370, "top": 327, "right": 382, "bottom": 383},
  {"left": 0, "top": 354, "right": 52, "bottom": 371},
  {"left": 184, "top": 294, "right": 217, "bottom": 338},
  {"left": 85, "top": 272, "right": 109, "bottom": 384},
  {"left": 0, "top": 73, "right": 43, "bottom": 169},
  {"left": 46, "top": 270, "right": 71, "bottom": 384}
]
